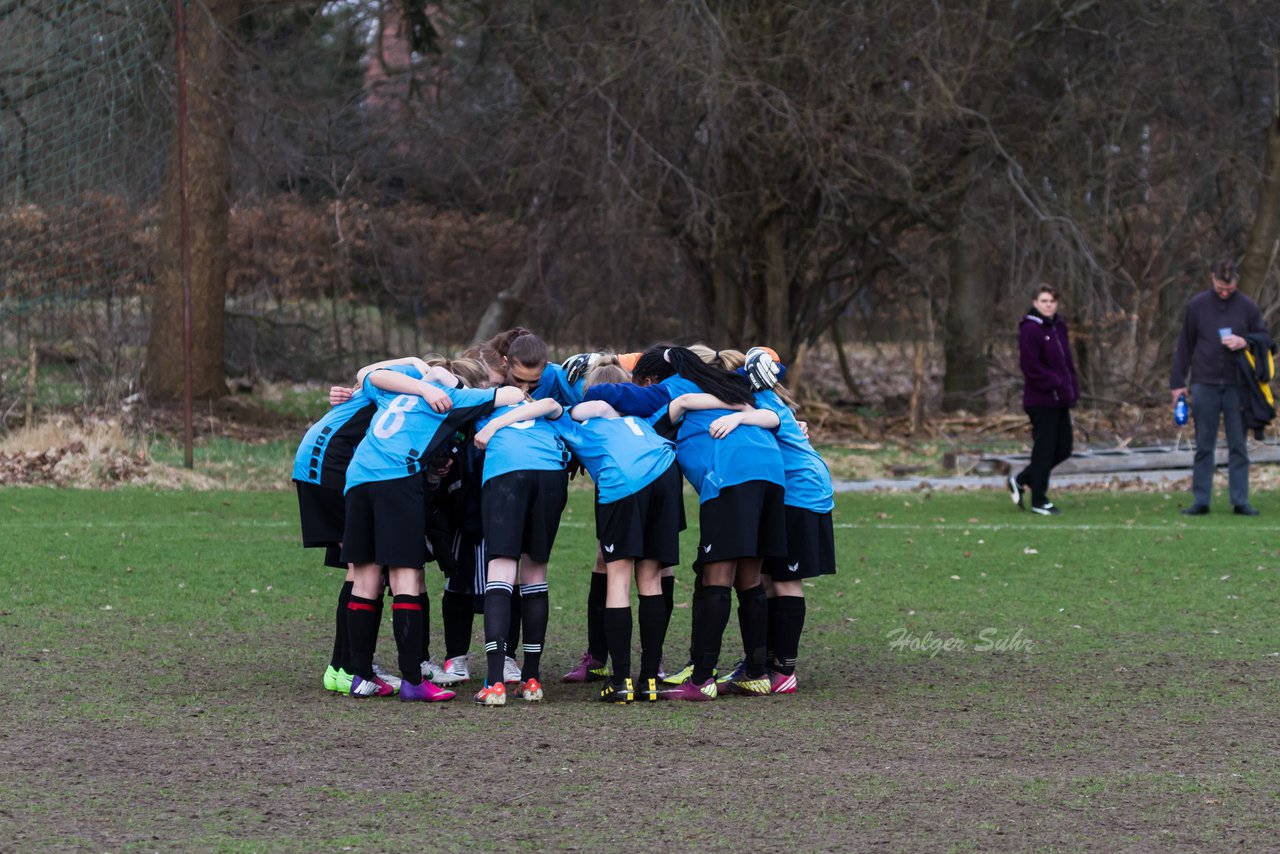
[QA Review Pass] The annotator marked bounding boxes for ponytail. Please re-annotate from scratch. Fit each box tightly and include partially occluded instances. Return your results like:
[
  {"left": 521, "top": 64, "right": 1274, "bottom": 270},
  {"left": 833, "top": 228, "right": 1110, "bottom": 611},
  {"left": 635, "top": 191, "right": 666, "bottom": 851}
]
[{"left": 666, "top": 347, "right": 753, "bottom": 405}]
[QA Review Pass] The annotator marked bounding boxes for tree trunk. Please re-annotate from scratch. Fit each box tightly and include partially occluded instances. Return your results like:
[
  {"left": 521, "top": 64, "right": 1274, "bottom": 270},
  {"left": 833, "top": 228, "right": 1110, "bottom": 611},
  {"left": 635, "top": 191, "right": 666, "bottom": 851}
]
[
  {"left": 145, "top": 0, "right": 240, "bottom": 400},
  {"left": 473, "top": 218, "right": 550, "bottom": 342},
  {"left": 761, "top": 214, "right": 790, "bottom": 356},
  {"left": 1240, "top": 112, "right": 1280, "bottom": 299},
  {"left": 941, "top": 182, "right": 992, "bottom": 413}
]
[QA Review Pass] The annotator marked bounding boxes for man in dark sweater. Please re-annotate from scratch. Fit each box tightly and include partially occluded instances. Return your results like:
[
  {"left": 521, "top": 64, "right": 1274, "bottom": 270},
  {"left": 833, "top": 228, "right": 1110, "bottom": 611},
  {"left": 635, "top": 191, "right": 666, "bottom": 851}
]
[{"left": 1170, "top": 258, "right": 1266, "bottom": 516}]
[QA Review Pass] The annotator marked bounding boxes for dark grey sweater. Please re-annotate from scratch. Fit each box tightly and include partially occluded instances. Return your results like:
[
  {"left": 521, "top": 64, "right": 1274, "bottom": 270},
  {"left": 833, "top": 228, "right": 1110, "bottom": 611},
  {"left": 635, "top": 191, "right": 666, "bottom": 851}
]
[{"left": 1170, "top": 289, "right": 1265, "bottom": 387}]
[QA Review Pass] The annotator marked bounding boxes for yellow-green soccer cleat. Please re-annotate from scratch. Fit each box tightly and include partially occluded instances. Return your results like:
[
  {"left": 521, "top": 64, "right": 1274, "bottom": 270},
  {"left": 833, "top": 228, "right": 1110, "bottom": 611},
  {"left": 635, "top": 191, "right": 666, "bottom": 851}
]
[{"left": 323, "top": 665, "right": 354, "bottom": 694}]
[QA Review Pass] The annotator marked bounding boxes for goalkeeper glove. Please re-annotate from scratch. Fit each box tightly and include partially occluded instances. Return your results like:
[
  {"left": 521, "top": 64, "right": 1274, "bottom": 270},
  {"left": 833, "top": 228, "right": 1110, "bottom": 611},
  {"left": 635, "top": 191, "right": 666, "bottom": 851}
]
[
  {"left": 561, "top": 352, "right": 601, "bottom": 386},
  {"left": 744, "top": 346, "right": 780, "bottom": 391}
]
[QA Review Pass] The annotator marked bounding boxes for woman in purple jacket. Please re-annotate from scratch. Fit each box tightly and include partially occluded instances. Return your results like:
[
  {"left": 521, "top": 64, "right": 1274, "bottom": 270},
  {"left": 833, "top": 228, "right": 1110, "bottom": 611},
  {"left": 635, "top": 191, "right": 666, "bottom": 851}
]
[{"left": 1008, "top": 284, "right": 1080, "bottom": 516}]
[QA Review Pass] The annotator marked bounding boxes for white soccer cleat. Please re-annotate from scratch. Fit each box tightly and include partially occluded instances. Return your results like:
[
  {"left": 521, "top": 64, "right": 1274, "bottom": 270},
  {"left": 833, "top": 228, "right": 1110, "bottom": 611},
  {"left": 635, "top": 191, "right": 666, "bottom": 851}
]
[
  {"left": 370, "top": 659, "right": 403, "bottom": 693},
  {"left": 423, "top": 656, "right": 468, "bottom": 685},
  {"left": 503, "top": 655, "right": 522, "bottom": 684}
]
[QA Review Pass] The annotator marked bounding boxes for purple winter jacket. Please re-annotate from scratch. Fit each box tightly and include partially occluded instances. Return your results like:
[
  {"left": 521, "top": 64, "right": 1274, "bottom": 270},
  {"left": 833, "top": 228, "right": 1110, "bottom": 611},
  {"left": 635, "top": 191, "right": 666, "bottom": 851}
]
[{"left": 1019, "top": 309, "right": 1080, "bottom": 409}]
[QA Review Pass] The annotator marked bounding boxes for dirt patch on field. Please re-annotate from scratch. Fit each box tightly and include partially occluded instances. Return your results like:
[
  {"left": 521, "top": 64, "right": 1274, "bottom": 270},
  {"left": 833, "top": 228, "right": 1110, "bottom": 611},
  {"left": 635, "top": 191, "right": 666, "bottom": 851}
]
[{"left": 3, "top": 637, "right": 1276, "bottom": 851}]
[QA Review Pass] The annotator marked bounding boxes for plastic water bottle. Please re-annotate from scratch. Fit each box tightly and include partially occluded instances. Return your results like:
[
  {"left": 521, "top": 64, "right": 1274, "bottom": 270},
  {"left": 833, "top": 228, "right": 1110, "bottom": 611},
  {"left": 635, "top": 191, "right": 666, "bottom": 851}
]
[{"left": 1174, "top": 393, "right": 1188, "bottom": 426}]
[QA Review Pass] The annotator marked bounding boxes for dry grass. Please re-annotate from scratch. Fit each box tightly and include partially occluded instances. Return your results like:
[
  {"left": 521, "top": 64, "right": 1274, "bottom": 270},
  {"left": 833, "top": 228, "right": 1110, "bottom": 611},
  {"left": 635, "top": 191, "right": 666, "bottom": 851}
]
[{"left": 0, "top": 417, "right": 220, "bottom": 489}]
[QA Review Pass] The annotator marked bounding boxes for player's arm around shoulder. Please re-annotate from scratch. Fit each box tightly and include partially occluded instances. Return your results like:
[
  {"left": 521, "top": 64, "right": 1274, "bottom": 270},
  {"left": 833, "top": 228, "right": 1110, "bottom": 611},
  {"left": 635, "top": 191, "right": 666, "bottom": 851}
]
[{"left": 473, "top": 396, "right": 561, "bottom": 450}]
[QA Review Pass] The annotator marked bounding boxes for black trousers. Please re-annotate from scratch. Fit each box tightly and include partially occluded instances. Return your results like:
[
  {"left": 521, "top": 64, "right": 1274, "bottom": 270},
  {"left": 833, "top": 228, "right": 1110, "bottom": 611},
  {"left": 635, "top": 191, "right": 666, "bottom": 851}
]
[{"left": 1017, "top": 406, "right": 1073, "bottom": 505}]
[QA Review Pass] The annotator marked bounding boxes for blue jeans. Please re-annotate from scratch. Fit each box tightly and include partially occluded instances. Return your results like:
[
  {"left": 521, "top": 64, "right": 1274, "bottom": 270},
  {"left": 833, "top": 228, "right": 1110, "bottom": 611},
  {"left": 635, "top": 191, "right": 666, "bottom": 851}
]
[{"left": 1189, "top": 383, "right": 1249, "bottom": 507}]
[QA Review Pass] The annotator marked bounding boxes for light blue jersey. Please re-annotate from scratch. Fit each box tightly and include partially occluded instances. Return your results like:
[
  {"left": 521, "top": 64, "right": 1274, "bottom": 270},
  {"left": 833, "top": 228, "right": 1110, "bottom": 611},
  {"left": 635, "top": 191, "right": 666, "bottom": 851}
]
[
  {"left": 532, "top": 363, "right": 583, "bottom": 406},
  {"left": 662, "top": 376, "right": 784, "bottom": 503},
  {"left": 475, "top": 402, "right": 570, "bottom": 484},
  {"left": 291, "top": 390, "right": 377, "bottom": 490},
  {"left": 344, "top": 372, "right": 497, "bottom": 493},
  {"left": 753, "top": 391, "right": 834, "bottom": 512},
  {"left": 553, "top": 415, "right": 676, "bottom": 504},
  {"left": 292, "top": 364, "right": 425, "bottom": 489}
]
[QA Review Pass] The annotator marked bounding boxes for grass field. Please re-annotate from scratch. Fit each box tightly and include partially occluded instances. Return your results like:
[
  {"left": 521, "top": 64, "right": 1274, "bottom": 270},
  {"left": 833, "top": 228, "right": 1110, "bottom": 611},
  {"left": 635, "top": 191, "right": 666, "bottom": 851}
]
[{"left": 3, "top": 485, "right": 1279, "bottom": 851}]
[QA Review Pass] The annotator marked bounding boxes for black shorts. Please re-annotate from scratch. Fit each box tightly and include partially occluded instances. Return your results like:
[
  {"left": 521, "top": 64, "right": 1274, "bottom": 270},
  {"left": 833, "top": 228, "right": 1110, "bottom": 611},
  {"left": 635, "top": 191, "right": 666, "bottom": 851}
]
[
  {"left": 296, "top": 481, "right": 344, "bottom": 548},
  {"left": 694, "top": 480, "right": 788, "bottom": 566},
  {"left": 323, "top": 544, "right": 346, "bottom": 570},
  {"left": 763, "top": 506, "right": 836, "bottom": 580},
  {"left": 340, "top": 475, "right": 428, "bottom": 569},
  {"left": 481, "top": 469, "right": 569, "bottom": 563},
  {"left": 595, "top": 463, "right": 683, "bottom": 568}
]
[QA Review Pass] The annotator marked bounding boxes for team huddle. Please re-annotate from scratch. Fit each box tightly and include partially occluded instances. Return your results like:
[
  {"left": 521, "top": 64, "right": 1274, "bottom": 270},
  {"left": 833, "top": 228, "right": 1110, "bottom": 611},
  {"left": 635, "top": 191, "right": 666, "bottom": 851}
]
[{"left": 292, "top": 328, "right": 837, "bottom": 705}]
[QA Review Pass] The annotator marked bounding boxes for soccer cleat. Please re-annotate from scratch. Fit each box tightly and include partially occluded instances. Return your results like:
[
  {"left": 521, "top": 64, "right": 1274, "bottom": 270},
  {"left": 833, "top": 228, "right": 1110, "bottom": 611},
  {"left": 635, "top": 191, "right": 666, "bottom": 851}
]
[
  {"left": 662, "top": 661, "right": 715, "bottom": 685},
  {"left": 474, "top": 681, "right": 507, "bottom": 706},
  {"left": 636, "top": 677, "right": 662, "bottom": 702},
  {"left": 437, "top": 655, "right": 470, "bottom": 684},
  {"left": 371, "top": 659, "right": 402, "bottom": 693},
  {"left": 422, "top": 658, "right": 466, "bottom": 686},
  {"left": 349, "top": 674, "right": 395, "bottom": 698},
  {"left": 661, "top": 660, "right": 694, "bottom": 685},
  {"left": 562, "top": 651, "right": 609, "bottom": 683},
  {"left": 328, "top": 667, "right": 354, "bottom": 694},
  {"left": 1007, "top": 474, "right": 1024, "bottom": 509},
  {"left": 599, "top": 678, "right": 634, "bottom": 704},
  {"left": 1030, "top": 502, "right": 1061, "bottom": 516},
  {"left": 727, "top": 675, "right": 772, "bottom": 697},
  {"left": 664, "top": 677, "right": 717, "bottom": 701},
  {"left": 715, "top": 659, "right": 746, "bottom": 689},
  {"left": 400, "top": 679, "right": 456, "bottom": 702},
  {"left": 504, "top": 656, "right": 523, "bottom": 684},
  {"left": 769, "top": 670, "right": 798, "bottom": 695},
  {"left": 323, "top": 664, "right": 344, "bottom": 693},
  {"left": 518, "top": 677, "right": 544, "bottom": 702}
]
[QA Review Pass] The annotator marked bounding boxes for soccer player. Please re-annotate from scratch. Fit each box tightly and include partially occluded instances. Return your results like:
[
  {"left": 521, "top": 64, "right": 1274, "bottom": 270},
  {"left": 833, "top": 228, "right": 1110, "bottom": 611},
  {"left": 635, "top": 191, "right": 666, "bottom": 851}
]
[
  {"left": 468, "top": 392, "right": 572, "bottom": 706},
  {"left": 501, "top": 361, "right": 684, "bottom": 703},
  {"left": 584, "top": 347, "right": 787, "bottom": 700},
  {"left": 294, "top": 356, "right": 449, "bottom": 696},
  {"left": 341, "top": 362, "right": 524, "bottom": 701},
  {"left": 703, "top": 348, "right": 836, "bottom": 695}
]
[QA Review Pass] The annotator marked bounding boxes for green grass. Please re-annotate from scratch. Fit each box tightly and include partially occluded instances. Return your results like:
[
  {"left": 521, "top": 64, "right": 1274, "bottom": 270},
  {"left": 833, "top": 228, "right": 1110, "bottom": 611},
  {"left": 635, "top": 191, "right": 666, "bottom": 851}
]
[{"left": 3, "top": 486, "right": 1279, "bottom": 850}]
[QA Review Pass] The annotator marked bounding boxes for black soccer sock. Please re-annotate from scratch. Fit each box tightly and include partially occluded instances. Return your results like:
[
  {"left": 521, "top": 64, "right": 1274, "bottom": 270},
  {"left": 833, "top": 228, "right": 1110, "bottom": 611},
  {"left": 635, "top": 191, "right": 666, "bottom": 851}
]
[
  {"left": 331, "top": 580, "right": 354, "bottom": 670},
  {"left": 442, "top": 588, "right": 475, "bottom": 660},
  {"left": 637, "top": 594, "right": 668, "bottom": 680},
  {"left": 687, "top": 571, "right": 704, "bottom": 663},
  {"left": 603, "top": 606, "right": 633, "bottom": 685},
  {"left": 370, "top": 587, "right": 386, "bottom": 656},
  {"left": 519, "top": 583, "right": 549, "bottom": 680},
  {"left": 391, "top": 594, "right": 424, "bottom": 686},
  {"left": 506, "top": 585, "right": 523, "bottom": 662},
  {"left": 736, "top": 584, "right": 768, "bottom": 678},
  {"left": 482, "top": 581, "right": 512, "bottom": 685},
  {"left": 344, "top": 594, "right": 380, "bottom": 680},
  {"left": 418, "top": 592, "right": 432, "bottom": 665},
  {"left": 691, "top": 584, "right": 731, "bottom": 684},
  {"left": 766, "top": 595, "right": 779, "bottom": 666},
  {"left": 661, "top": 575, "right": 675, "bottom": 620},
  {"left": 587, "top": 572, "right": 608, "bottom": 662},
  {"left": 770, "top": 595, "right": 806, "bottom": 676}
]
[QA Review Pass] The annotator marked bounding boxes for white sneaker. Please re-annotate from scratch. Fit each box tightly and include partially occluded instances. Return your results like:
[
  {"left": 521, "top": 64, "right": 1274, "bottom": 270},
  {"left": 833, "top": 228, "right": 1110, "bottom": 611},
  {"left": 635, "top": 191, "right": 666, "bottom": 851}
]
[
  {"left": 504, "top": 655, "right": 522, "bottom": 683},
  {"left": 422, "top": 657, "right": 467, "bottom": 685},
  {"left": 441, "top": 655, "right": 470, "bottom": 684},
  {"left": 370, "top": 658, "right": 403, "bottom": 693}
]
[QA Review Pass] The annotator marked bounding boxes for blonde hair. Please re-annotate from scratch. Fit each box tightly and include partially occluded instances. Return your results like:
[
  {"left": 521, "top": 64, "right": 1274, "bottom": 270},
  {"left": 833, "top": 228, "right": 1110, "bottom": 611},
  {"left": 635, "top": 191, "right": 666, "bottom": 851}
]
[
  {"left": 459, "top": 343, "right": 503, "bottom": 374},
  {"left": 445, "top": 357, "right": 490, "bottom": 389},
  {"left": 582, "top": 362, "right": 631, "bottom": 393},
  {"left": 691, "top": 343, "right": 799, "bottom": 410}
]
